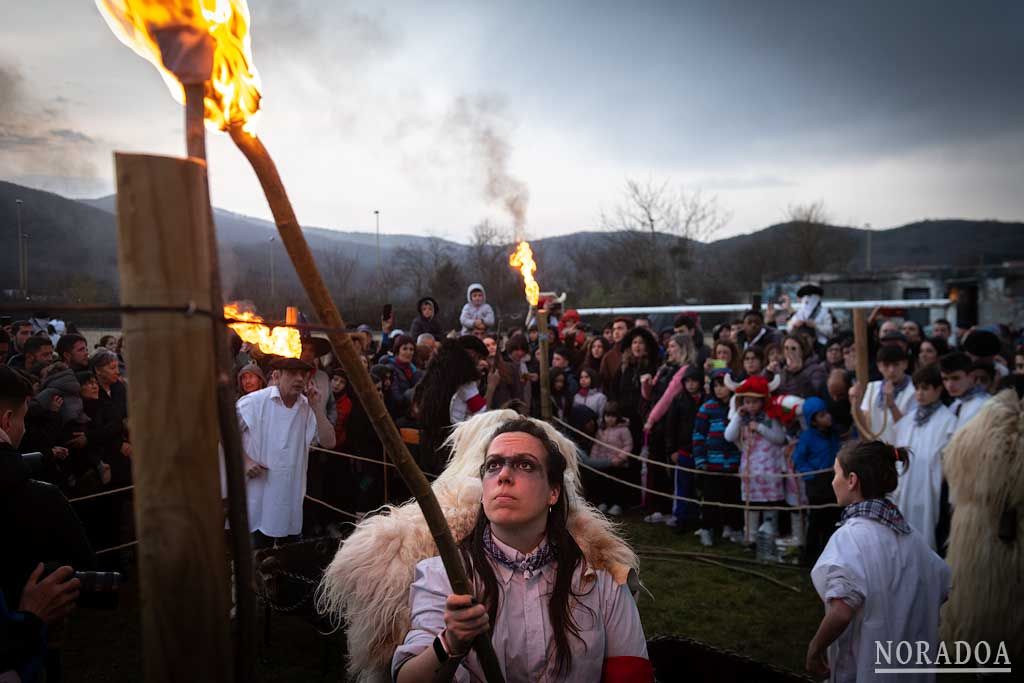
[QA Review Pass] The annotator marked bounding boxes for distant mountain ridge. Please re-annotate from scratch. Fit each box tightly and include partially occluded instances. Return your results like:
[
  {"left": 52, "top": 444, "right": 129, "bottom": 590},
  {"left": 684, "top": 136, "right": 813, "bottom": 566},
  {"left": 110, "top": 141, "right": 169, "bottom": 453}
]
[{"left": 2, "top": 180, "right": 1022, "bottom": 305}]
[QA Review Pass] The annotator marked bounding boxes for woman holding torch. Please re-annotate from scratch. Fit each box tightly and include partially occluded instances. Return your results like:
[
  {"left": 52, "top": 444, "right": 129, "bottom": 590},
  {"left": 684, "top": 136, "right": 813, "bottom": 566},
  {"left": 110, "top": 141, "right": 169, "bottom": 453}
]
[{"left": 392, "top": 416, "right": 652, "bottom": 682}]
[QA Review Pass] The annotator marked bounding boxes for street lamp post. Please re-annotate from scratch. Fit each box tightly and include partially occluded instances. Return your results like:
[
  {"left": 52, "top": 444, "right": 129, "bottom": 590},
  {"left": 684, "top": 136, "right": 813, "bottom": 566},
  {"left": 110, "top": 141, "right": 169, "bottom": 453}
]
[
  {"left": 269, "top": 235, "right": 276, "bottom": 304},
  {"left": 15, "top": 199, "right": 24, "bottom": 297},
  {"left": 374, "top": 209, "right": 381, "bottom": 274}
]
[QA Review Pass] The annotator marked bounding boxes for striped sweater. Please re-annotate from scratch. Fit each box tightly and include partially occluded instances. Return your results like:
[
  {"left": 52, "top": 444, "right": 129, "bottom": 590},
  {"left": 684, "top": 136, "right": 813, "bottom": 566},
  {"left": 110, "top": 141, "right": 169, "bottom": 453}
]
[{"left": 692, "top": 398, "right": 741, "bottom": 472}]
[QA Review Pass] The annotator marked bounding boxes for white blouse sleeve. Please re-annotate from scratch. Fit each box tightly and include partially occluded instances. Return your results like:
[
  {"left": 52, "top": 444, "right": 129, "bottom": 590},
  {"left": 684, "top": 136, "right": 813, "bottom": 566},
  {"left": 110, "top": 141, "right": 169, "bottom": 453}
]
[{"left": 811, "top": 528, "right": 868, "bottom": 610}]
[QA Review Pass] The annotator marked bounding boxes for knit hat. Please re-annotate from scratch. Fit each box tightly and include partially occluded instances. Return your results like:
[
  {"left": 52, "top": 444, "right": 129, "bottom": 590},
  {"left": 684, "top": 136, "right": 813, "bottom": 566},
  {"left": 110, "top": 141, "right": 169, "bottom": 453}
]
[
  {"left": 708, "top": 367, "right": 731, "bottom": 384},
  {"left": 237, "top": 363, "right": 266, "bottom": 385}
]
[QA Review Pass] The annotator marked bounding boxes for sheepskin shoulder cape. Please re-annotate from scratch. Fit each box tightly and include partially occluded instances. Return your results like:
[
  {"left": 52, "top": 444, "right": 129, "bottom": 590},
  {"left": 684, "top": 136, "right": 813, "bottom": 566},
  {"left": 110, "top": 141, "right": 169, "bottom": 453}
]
[
  {"left": 941, "top": 389, "right": 1024, "bottom": 665},
  {"left": 317, "top": 410, "right": 639, "bottom": 683}
]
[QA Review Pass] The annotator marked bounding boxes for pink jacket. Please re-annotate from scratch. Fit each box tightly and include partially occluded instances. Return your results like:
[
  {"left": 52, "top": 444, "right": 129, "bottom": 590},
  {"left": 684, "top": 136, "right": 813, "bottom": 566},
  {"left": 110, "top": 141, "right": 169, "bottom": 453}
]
[{"left": 591, "top": 420, "right": 633, "bottom": 467}]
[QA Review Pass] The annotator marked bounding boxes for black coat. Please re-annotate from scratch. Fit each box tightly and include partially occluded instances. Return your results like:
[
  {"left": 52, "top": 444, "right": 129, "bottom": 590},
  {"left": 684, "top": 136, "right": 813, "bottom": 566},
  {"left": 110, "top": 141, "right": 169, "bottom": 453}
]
[
  {"left": 665, "top": 389, "right": 707, "bottom": 456},
  {"left": 0, "top": 442, "right": 95, "bottom": 618}
]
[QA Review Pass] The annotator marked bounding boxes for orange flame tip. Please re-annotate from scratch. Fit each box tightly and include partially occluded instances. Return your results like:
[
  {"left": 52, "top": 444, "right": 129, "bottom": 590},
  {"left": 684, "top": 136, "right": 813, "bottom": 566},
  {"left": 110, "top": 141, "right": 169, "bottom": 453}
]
[
  {"left": 509, "top": 241, "right": 540, "bottom": 307},
  {"left": 224, "top": 302, "right": 301, "bottom": 358},
  {"left": 96, "top": 0, "right": 262, "bottom": 135}
]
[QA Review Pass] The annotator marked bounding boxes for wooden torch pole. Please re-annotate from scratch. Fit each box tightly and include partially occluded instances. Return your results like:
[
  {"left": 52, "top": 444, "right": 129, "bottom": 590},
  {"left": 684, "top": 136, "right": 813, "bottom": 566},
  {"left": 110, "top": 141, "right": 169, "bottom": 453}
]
[
  {"left": 228, "top": 126, "right": 505, "bottom": 683},
  {"left": 115, "top": 153, "right": 232, "bottom": 683},
  {"left": 851, "top": 307, "right": 880, "bottom": 440},
  {"left": 184, "top": 83, "right": 257, "bottom": 683},
  {"left": 536, "top": 306, "right": 552, "bottom": 421}
]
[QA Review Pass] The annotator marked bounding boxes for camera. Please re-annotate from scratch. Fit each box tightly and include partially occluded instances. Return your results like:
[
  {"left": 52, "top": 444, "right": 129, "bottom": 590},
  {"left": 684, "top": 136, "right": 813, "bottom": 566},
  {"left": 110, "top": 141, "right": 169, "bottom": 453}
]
[{"left": 43, "top": 562, "right": 122, "bottom": 610}]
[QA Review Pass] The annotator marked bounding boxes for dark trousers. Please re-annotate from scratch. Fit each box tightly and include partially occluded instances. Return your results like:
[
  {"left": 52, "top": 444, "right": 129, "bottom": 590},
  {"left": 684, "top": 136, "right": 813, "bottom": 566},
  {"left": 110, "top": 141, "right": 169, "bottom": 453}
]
[
  {"left": 803, "top": 472, "right": 840, "bottom": 565},
  {"left": 701, "top": 473, "right": 742, "bottom": 535},
  {"left": 672, "top": 455, "right": 700, "bottom": 523},
  {"left": 251, "top": 530, "right": 301, "bottom": 550}
]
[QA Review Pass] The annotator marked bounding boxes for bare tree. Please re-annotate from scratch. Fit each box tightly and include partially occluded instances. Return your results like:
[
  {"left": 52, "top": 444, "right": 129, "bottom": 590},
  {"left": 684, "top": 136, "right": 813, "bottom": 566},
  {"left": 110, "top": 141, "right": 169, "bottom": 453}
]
[{"left": 599, "top": 177, "right": 730, "bottom": 301}]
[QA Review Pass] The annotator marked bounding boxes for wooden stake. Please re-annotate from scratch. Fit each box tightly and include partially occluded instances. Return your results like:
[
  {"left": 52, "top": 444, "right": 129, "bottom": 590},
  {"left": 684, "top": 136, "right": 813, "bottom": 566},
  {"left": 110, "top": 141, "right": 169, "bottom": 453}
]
[
  {"left": 184, "top": 83, "right": 257, "bottom": 683},
  {"left": 228, "top": 126, "right": 505, "bottom": 683},
  {"left": 115, "top": 153, "right": 232, "bottom": 683},
  {"left": 537, "top": 307, "right": 552, "bottom": 421}
]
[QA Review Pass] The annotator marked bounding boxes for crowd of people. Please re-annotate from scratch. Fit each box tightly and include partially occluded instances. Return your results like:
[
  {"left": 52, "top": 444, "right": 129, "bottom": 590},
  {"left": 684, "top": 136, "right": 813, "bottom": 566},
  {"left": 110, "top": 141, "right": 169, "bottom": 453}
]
[{"left": 2, "top": 278, "right": 1023, "bottom": 680}]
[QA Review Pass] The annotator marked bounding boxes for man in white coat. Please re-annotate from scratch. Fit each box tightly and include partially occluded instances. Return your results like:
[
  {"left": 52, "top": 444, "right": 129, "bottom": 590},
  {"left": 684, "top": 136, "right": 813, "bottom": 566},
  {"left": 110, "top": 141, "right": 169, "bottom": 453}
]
[
  {"left": 787, "top": 283, "right": 834, "bottom": 348},
  {"left": 238, "top": 357, "right": 337, "bottom": 548}
]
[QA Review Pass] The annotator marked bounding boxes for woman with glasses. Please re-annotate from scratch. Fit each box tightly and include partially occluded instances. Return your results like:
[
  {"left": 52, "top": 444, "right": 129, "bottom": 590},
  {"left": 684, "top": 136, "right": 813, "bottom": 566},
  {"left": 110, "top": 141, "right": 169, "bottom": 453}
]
[{"left": 392, "top": 417, "right": 652, "bottom": 682}]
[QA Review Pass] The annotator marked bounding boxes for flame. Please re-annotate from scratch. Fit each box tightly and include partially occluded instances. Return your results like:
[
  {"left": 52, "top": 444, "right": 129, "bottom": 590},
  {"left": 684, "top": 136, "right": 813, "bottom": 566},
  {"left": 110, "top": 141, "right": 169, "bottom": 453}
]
[
  {"left": 96, "top": 0, "right": 262, "bottom": 135},
  {"left": 509, "top": 241, "right": 540, "bottom": 307},
  {"left": 224, "top": 303, "right": 301, "bottom": 358}
]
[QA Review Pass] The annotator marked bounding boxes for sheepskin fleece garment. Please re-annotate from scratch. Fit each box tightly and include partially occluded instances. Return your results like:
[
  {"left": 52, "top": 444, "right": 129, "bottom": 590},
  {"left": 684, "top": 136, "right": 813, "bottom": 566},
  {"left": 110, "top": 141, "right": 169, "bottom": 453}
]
[
  {"left": 940, "top": 389, "right": 1024, "bottom": 665},
  {"left": 317, "top": 410, "right": 640, "bottom": 683}
]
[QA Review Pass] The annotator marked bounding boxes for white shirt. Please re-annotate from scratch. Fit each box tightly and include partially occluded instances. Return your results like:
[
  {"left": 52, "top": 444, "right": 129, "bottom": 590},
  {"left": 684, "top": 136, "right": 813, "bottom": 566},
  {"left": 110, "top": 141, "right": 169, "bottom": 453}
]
[
  {"left": 859, "top": 380, "right": 917, "bottom": 445},
  {"left": 393, "top": 534, "right": 649, "bottom": 682},
  {"left": 449, "top": 381, "right": 487, "bottom": 424},
  {"left": 812, "top": 517, "right": 950, "bottom": 683},
  {"left": 237, "top": 386, "right": 319, "bottom": 537},
  {"left": 787, "top": 295, "right": 834, "bottom": 346},
  {"left": 950, "top": 393, "right": 989, "bottom": 434},
  {"left": 892, "top": 405, "right": 956, "bottom": 550}
]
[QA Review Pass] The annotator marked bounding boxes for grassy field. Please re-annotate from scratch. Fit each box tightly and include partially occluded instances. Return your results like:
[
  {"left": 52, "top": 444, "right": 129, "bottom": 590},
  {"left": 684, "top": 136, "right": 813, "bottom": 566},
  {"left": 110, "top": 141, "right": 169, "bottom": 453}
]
[{"left": 62, "top": 513, "right": 824, "bottom": 681}]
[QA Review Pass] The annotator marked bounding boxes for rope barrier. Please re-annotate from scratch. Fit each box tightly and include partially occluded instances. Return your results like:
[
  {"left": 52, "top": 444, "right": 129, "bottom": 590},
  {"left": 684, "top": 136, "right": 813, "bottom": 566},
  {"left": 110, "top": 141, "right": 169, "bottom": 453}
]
[
  {"left": 310, "top": 445, "right": 438, "bottom": 479},
  {"left": 94, "top": 540, "right": 139, "bottom": 556},
  {"left": 304, "top": 495, "right": 361, "bottom": 520},
  {"left": 68, "top": 485, "right": 135, "bottom": 504},
  {"left": 553, "top": 416, "right": 834, "bottom": 479},
  {"left": 577, "top": 460, "right": 840, "bottom": 511}
]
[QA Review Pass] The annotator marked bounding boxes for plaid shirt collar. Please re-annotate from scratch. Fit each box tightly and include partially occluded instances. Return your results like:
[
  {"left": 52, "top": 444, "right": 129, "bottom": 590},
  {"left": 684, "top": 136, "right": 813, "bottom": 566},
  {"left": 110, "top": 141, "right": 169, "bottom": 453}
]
[{"left": 841, "top": 497, "right": 912, "bottom": 535}]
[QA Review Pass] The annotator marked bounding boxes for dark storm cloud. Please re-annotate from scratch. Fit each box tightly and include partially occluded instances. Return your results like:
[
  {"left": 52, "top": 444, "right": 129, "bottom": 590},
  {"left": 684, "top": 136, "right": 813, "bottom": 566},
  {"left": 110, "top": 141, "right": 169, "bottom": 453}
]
[{"left": 488, "top": 0, "right": 1024, "bottom": 165}]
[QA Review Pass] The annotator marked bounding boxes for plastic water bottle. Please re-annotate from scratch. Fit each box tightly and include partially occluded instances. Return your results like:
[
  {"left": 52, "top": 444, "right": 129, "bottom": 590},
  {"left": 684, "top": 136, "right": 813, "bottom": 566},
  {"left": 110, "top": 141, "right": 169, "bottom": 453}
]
[{"left": 756, "top": 520, "right": 777, "bottom": 562}]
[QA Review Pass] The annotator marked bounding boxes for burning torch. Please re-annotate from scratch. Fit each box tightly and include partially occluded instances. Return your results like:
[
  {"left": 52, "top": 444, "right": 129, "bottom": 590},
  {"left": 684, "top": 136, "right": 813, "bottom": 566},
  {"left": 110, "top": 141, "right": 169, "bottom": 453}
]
[{"left": 96, "top": 2, "right": 504, "bottom": 680}]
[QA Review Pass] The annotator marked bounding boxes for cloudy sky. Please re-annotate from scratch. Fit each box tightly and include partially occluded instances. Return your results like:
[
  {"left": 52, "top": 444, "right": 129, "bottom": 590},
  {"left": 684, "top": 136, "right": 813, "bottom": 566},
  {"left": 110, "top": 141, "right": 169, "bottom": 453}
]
[{"left": 2, "top": 1, "right": 1023, "bottom": 241}]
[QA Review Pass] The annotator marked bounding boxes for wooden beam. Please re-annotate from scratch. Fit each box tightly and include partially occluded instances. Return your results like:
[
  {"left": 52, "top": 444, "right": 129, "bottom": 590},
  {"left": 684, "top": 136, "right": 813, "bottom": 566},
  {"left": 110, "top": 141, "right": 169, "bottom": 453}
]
[{"left": 115, "top": 153, "right": 232, "bottom": 683}]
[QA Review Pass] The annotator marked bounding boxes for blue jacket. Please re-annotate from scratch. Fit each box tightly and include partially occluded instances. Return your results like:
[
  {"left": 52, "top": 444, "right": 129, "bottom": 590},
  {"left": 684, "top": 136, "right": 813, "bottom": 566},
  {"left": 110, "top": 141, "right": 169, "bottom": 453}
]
[
  {"left": 692, "top": 398, "right": 741, "bottom": 472},
  {"left": 792, "top": 426, "right": 840, "bottom": 481}
]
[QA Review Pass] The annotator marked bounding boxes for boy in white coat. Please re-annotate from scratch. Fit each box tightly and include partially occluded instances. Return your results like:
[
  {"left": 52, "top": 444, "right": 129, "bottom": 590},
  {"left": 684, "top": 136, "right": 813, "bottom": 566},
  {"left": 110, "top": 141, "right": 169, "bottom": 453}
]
[{"left": 850, "top": 345, "right": 917, "bottom": 445}]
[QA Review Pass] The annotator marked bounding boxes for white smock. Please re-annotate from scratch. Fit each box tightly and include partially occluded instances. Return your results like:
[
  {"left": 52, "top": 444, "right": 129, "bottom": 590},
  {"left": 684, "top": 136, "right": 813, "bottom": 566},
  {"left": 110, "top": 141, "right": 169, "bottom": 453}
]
[
  {"left": 859, "top": 380, "right": 917, "bottom": 446},
  {"left": 237, "top": 385, "right": 318, "bottom": 537},
  {"left": 811, "top": 516, "right": 950, "bottom": 683},
  {"left": 892, "top": 405, "right": 956, "bottom": 549}
]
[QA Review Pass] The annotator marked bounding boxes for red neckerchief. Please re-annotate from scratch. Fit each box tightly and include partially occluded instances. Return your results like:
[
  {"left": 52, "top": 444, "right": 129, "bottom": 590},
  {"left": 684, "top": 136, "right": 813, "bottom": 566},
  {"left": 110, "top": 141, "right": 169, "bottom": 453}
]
[{"left": 393, "top": 359, "right": 414, "bottom": 382}]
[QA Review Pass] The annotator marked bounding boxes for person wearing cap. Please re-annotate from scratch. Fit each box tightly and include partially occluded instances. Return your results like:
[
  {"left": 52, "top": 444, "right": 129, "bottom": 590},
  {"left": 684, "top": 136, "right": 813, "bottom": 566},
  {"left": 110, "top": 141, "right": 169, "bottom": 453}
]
[
  {"left": 792, "top": 396, "right": 842, "bottom": 563},
  {"left": 787, "top": 284, "right": 834, "bottom": 348},
  {"left": 724, "top": 374, "right": 788, "bottom": 546},
  {"left": 692, "top": 368, "right": 743, "bottom": 544},
  {"left": 850, "top": 345, "right": 916, "bottom": 445},
  {"left": 236, "top": 356, "right": 336, "bottom": 548},
  {"left": 237, "top": 363, "right": 266, "bottom": 396}
]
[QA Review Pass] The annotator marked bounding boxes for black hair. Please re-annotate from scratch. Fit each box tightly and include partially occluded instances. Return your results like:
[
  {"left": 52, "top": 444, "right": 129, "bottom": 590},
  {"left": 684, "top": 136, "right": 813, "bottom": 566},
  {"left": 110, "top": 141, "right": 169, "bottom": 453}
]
[
  {"left": 743, "top": 309, "right": 764, "bottom": 322},
  {"left": 0, "top": 367, "right": 34, "bottom": 412},
  {"left": 552, "top": 346, "right": 571, "bottom": 360},
  {"left": 674, "top": 314, "right": 697, "bottom": 331},
  {"left": 413, "top": 339, "right": 480, "bottom": 468},
  {"left": 577, "top": 366, "right": 601, "bottom": 389},
  {"left": 920, "top": 335, "right": 949, "bottom": 358},
  {"left": 939, "top": 351, "right": 972, "bottom": 374},
  {"left": 970, "top": 359, "right": 996, "bottom": 381},
  {"left": 912, "top": 364, "right": 942, "bottom": 389},
  {"left": 23, "top": 335, "right": 53, "bottom": 355},
  {"left": 392, "top": 334, "right": 416, "bottom": 353},
  {"left": 506, "top": 333, "right": 530, "bottom": 354},
  {"left": 55, "top": 333, "right": 86, "bottom": 358},
  {"left": 837, "top": 440, "right": 909, "bottom": 500},
  {"left": 460, "top": 418, "right": 589, "bottom": 677},
  {"left": 0, "top": 329, "right": 8, "bottom": 344},
  {"left": 876, "top": 345, "right": 908, "bottom": 364},
  {"left": 742, "top": 346, "right": 765, "bottom": 363},
  {"left": 934, "top": 318, "right": 951, "bottom": 328}
]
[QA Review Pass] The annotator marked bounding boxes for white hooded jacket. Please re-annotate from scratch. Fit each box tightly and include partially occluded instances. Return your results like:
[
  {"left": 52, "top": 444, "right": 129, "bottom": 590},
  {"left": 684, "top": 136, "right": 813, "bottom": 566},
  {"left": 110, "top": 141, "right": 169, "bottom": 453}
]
[{"left": 459, "top": 282, "right": 495, "bottom": 334}]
